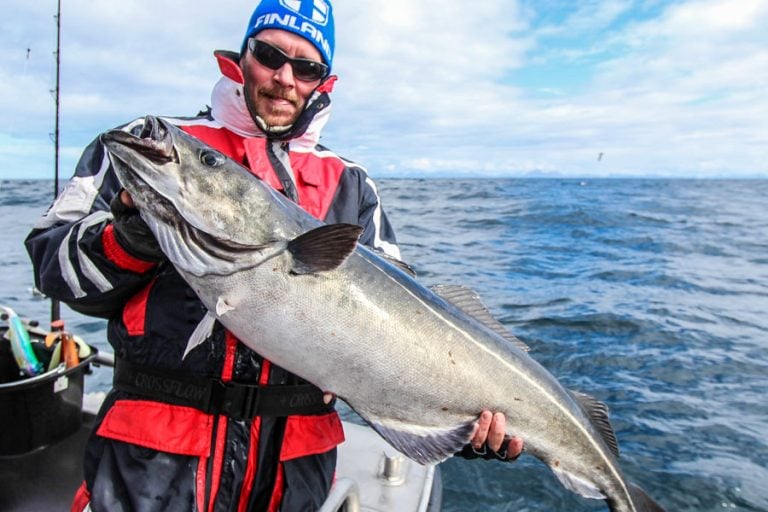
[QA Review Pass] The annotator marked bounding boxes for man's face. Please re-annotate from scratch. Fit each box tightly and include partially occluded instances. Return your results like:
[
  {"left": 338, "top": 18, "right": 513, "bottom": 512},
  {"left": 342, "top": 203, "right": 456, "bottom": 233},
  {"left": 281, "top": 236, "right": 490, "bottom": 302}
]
[{"left": 240, "top": 29, "right": 325, "bottom": 130}]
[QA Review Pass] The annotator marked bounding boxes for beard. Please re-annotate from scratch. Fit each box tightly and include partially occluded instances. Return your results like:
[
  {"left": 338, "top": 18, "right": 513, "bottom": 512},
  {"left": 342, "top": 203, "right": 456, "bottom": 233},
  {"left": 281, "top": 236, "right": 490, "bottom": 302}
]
[{"left": 246, "top": 82, "right": 305, "bottom": 134}]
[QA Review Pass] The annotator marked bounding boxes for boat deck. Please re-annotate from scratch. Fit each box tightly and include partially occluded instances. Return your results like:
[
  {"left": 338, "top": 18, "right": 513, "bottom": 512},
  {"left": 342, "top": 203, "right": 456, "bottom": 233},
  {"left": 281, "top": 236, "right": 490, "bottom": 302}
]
[
  {"left": 0, "top": 409, "right": 93, "bottom": 511},
  {"left": 0, "top": 396, "right": 441, "bottom": 512}
]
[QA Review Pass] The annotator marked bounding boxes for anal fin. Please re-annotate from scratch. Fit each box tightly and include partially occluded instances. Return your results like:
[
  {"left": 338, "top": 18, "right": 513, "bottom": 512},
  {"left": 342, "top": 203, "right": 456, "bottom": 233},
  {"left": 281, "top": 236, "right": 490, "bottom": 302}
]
[
  {"left": 366, "top": 418, "right": 476, "bottom": 466},
  {"left": 551, "top": 467, "right": 605, "bottom": 500}
]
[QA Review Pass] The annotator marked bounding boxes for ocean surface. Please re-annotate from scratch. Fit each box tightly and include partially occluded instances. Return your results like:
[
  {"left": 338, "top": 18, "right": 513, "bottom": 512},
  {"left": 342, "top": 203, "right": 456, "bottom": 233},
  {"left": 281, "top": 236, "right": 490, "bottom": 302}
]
[{"left": 2, "top": 177, "right": 767, "bottom": 511}]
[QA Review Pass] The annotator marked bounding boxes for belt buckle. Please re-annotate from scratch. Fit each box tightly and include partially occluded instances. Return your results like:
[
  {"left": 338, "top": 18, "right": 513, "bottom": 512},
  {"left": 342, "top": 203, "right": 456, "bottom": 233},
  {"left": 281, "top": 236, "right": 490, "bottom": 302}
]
[
  {"left": 215, "top": 381, "right": 261, "bottom": 420},
  {"left": 240, "top": 383, "right": 261, "bottom": 419}
]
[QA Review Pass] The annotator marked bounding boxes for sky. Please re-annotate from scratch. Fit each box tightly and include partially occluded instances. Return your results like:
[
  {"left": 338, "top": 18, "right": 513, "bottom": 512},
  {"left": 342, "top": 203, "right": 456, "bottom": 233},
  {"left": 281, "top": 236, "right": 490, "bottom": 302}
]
[{"left": 1, "top": 0, "right": 767, "bottom": 180}]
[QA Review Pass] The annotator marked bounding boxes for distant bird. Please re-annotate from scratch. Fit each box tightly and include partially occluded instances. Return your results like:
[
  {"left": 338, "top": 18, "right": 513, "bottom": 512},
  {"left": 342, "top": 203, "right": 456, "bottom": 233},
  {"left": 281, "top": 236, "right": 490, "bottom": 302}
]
[
  {"left": 597, "top": 152, "right": 604, "bottom": 162},
  {"left": 23, "top": 48, "right": 31, "bottom": 76}
]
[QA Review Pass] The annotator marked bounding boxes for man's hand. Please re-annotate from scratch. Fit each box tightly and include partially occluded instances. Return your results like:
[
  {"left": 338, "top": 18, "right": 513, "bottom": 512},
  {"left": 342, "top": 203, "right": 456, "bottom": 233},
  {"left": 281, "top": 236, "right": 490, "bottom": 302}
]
[
  {"left": 466, "top": 410, "right": 523, "bottom": 461},
  {"left": 323, "top": 394, "right": 522, "bottom": 462},
  {"left": 118, "top": 189, "right": 135, "bottom": 208},
  {"left": 110, "top": 190, "right": 165, "bottom": 263}
]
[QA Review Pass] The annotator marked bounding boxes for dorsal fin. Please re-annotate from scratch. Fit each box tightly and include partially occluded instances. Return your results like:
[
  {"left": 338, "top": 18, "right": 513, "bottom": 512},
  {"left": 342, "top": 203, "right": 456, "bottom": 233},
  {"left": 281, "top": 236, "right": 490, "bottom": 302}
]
[
  {"left": 288, "top": 224, "right": 363, "bottom": 275},
  {"left": 430, "top": 284, "right": 529, "bottom": 352},
  {"left": 570, "top": 390, "right": 620, "bottom": 458},
  {"left": 376, "top": 250, "right": 417, "bottom": 278}
]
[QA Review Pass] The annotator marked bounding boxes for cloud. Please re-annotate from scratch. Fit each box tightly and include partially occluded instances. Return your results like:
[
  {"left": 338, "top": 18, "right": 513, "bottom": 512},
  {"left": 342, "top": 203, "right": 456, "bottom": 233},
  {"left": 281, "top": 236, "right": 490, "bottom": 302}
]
[
  {"left": 331, "top": 0, "right": 768, "bottom": 177},
  {"left": 1, "top": 0, "right": 766, "bottom": 180}
]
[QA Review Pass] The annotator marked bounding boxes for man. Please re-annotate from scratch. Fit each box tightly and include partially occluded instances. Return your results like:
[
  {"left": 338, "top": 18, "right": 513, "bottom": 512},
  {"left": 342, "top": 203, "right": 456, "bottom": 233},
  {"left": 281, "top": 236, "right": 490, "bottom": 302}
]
[{"left": 26, "top": 1, "right": 522, "bottom": 510}]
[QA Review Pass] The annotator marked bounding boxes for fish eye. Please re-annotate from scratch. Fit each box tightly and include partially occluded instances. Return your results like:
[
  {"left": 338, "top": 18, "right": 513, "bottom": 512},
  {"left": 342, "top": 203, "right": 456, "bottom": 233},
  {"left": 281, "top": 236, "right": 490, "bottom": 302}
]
[{"left": 200, "top": 150, "right": 225, "bottom": 167}]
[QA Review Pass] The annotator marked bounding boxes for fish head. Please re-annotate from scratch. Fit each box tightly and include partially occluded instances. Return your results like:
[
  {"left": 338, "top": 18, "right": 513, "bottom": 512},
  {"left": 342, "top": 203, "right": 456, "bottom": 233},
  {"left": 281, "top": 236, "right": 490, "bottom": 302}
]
[
  {"left": 101, "top": 116, "right": 299, "bottom": 242},
  {"left": 102, "top": 117, "right": 182, "bottom": 217},
  {"left": 100, "top": 116, "right": 307, "bottom": 276}
]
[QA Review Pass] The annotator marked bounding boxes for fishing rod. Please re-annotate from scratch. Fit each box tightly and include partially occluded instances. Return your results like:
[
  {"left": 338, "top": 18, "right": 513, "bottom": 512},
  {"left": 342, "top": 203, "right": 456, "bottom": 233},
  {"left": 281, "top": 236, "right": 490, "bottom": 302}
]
[{"left": 51, "top": 0, "right": 61, "bottom": 324}]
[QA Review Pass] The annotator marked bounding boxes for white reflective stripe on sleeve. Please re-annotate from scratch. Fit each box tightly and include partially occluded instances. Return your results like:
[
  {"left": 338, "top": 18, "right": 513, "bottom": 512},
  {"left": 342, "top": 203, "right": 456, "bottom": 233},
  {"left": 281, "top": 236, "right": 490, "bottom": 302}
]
[
  {"left": 58, "top": 226, "right": 86, "bottom": 299},
  {"left": 34, "top": 152, "right": 110, "bottom": 229},
  {"left": 364, "top": 176, "right": 401, "bottom": 260},
  {"left": 57, "top": 211, "right": 114, "bottom": 298},
  {"left": 76, "top": 211, "right": 114, "bottom": 293}
]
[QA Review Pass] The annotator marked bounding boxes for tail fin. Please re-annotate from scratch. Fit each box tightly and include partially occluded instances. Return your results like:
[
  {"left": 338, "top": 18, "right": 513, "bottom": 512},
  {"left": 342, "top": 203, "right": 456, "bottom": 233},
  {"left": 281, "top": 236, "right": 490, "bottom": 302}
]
[{"left": 628, "top": 482, "right": 665, "bottom": 512}]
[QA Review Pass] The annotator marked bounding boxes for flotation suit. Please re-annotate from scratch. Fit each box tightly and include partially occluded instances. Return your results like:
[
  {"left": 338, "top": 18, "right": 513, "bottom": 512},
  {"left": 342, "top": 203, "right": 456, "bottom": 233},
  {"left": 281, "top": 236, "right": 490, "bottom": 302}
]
[{"left": 26, "top": 51, "right": 399, "bottom": 512}]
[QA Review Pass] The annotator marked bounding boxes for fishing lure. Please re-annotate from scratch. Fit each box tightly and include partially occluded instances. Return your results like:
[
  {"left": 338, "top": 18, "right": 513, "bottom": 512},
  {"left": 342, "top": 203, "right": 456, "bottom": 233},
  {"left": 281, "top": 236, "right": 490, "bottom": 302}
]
[{"left": 0, "top": 305, "right": 44, "bottom": 376}]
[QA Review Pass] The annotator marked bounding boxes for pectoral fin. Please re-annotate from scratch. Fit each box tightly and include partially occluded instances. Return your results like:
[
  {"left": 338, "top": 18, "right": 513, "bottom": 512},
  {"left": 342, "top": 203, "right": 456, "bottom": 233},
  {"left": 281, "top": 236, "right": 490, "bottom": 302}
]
[
  {"left": 288, "top": 224, "right": 363, "bottom": 275},
  {"left": 182, "top": 311, "right": 217, "bottom": 359}
]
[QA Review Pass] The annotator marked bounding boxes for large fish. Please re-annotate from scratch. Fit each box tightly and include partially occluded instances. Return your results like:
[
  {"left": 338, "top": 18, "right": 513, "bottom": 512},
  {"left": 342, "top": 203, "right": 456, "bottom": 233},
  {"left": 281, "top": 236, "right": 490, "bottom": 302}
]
[{"left": 101, "top": 116, "right": 665, "bottom": 512}]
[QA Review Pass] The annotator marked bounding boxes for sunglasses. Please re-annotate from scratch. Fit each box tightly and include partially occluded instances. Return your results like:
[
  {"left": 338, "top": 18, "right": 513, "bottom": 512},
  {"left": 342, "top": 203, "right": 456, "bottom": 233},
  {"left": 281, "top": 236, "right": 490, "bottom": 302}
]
[{"left": 248, "top": 39, "right": 329, "bottom": 82}]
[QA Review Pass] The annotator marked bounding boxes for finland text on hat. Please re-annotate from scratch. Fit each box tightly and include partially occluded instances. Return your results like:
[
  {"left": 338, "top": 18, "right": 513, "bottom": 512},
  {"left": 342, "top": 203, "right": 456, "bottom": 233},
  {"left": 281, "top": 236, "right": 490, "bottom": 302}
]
[{"left": 242, "top": 0, "right": 335, "bottom": 70}]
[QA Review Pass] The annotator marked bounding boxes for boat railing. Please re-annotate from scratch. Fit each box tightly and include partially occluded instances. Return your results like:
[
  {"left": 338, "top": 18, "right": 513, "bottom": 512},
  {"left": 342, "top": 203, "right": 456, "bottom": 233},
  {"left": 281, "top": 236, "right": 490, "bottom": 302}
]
[
  {"left": 318, "top": 477, "right": 361, "bottom": 512},
  {"left": 91, "top": 350, "right": 115, "bottom": 368}
]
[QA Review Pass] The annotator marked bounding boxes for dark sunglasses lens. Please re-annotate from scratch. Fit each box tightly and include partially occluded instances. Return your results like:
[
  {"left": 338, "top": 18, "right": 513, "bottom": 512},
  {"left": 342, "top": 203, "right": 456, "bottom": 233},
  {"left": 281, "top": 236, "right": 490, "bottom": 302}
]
[
  {"left": 253, "top": 41, "right": 286, "bottom": 70},
  {"left": 292, "top": 60, "right": 327, "bottom": 81},
  {"left": 251, "top": 40, "right": 327, "bottom": 82}
]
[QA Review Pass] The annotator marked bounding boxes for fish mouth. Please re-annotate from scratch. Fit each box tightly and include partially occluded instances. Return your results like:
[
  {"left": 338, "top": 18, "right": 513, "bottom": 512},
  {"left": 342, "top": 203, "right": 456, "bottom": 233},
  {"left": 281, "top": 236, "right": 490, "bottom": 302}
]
[
  {"left": 100, "top": 115, "right": 178, "bottom": 165},
  {"left": 100, "top": 115, "right": 183, "bottom": 223}
]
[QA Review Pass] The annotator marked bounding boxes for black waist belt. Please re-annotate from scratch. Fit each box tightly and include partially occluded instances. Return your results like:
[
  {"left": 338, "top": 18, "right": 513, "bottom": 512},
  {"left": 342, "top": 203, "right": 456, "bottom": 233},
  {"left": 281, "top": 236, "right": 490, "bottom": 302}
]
[{"left": 113, "top": 358, "right": 334, "bottom": 420}]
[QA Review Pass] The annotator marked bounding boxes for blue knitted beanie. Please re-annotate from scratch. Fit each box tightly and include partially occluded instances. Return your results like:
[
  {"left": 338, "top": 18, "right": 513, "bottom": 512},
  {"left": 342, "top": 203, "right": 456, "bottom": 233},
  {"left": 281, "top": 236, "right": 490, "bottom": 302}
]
[{"left": 241, "top": 0, "right": 335, "bottom": 70}]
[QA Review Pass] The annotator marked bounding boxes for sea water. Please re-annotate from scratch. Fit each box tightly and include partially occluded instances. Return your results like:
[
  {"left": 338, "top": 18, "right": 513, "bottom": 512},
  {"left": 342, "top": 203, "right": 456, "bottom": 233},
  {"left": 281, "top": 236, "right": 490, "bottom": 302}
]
[{"left": 2, "top": 178, "right": 767, "bottom": 511}]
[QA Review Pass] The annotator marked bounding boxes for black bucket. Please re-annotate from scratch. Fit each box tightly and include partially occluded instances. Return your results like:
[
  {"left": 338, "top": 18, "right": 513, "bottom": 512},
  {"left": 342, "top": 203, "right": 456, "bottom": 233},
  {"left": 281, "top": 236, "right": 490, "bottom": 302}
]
[{"left": 0, "top": 335, "right": 97, "bottom": 456}]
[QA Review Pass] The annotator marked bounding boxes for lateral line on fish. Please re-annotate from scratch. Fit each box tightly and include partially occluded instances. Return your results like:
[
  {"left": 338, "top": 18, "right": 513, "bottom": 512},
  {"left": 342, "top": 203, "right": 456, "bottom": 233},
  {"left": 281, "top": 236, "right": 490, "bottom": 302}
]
[{"left": 358, "top": 250, "right": 630, "bottom": 499}]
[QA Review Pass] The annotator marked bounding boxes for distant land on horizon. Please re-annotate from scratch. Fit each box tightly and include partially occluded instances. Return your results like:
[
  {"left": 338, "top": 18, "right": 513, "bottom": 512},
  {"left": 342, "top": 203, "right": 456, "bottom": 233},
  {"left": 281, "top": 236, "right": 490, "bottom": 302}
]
[
  {"left": 374, "top": 171, "right": 768, "bottom": 180},
  {"left": 2, "top": 172, "right": 767, "bottom": 182}
]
